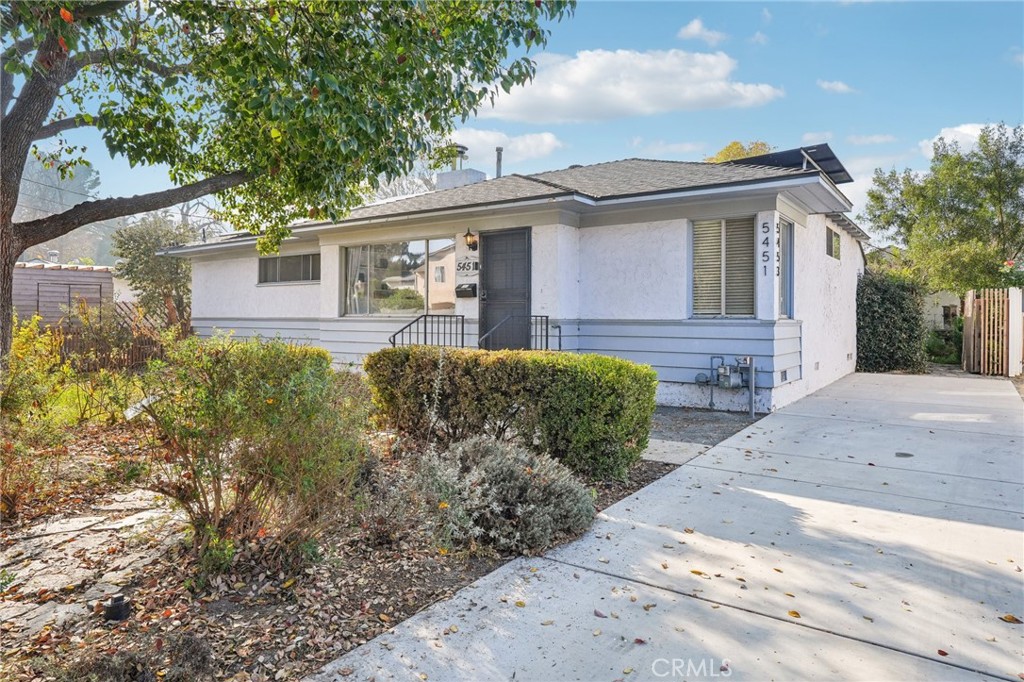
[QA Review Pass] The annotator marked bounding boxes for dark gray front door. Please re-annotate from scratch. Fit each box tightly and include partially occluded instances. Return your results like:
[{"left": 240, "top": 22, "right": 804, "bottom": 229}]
[{"left": 480, "top": 228, "right": 530, "bottom": 350}]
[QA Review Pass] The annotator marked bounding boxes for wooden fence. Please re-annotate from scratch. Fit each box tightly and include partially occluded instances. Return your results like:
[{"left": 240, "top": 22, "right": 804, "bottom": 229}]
[
  {"left": 58, "top": 301, "right": 186, "bottom": 371},
  {"left": 963, "top": 288, "right": 1023, "bottom": 377}
]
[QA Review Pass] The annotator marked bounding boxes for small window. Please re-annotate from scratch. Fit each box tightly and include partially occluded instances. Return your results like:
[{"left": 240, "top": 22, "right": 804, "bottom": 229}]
[
  {"left": 826, "top": 228, "right": 841, "bottom": 260},
  {"left": 779, "top": 220, "right": 794, "bottom": 317},
  {"left": 434, "top": 266, "right": 446, "bottom": 283},
  {"left": 258, "top": 253, "right": 321, "bottom": 283}
]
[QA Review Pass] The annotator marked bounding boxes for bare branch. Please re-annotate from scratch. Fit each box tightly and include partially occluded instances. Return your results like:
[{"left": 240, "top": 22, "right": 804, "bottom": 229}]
[
  {"left": 74, "top": 48, "right": 191, "bottom": 79},
  {"left": 32, "top": 116, "right": 94, "bottom": 140},
  {"left": 13, "top": 171, "right": 252, "bottom": 249}
]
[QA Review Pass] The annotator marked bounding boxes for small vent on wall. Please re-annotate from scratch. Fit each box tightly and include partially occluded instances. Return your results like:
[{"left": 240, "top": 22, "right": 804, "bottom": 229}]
[
  {"left": 781, "top": 370, "right": 788, "bottom": 382},
  {"left": 814, "top": 361, "right": 820, "bottom": 370}
]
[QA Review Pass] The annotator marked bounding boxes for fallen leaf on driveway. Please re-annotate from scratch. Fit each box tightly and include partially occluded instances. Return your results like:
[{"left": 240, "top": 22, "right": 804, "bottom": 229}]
[
  {"left": 937, "top": 649, "right": 949, "bottom": 657},
  {"left": 773, "top": 568, "right": 784, "bottom": 573},
  {"left": 1000, "top": 614, "right": 1022, "bottom": 624},
  {"left": 850, "top": 582, "right": 867, "bottom": 589},
  {"left": 787, "top": 610, "right": 801, "bottom": 618},
  {"left": 683, "top": 528, "right": 694, "bottom": 534},
  {"left": 594, "top": 609, "right": 607, "bottom": 618},
  {"left": 514, "top": 600, "right": 526, "bottom": 608}
]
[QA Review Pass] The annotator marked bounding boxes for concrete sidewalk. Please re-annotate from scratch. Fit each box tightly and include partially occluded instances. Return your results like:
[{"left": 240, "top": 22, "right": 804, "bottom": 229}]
[{"left": 308, "top": 373, "right": 1024, "bottom": 682}]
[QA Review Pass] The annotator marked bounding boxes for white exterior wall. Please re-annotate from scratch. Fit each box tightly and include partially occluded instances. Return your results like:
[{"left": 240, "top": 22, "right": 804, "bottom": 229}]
[
  {"left": 191, "top": 242, "right": 321, "bottom": 344},
  {"left": 577, "top": 219, "right": 688, "bottom": 320},
  {"left": 787, "top": 214, "right": 864, "bottom": 397},
  {"left": 532, "top": 222, "right": 580, "bottom": 320}
]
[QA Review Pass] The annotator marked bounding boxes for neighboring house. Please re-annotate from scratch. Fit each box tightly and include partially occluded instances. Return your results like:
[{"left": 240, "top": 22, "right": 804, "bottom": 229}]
[
  {"left": 12, "top": 261, "right": 114, "bottom": 326},
  {"left": 169, "top": 144, "right": 868, "bottom": 412},
  {"left": 415, "top": 242, "right": 456, "bottom": 313},
  {"left": 924, "top": 290, "right": 961, "bottom": 330}
]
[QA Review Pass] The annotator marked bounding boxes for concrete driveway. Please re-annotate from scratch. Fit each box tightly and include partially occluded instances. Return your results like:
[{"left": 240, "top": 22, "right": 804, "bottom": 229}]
[{"left": 309, "top": 373, "right": 1024, "bottom": 682}]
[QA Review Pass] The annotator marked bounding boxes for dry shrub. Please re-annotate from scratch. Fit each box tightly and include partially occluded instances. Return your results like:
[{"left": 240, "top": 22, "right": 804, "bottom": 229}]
[
  {"left": 0, "top": 315, "right": 68, "bottom": 519},
  {"left": 136, "top": 334, "right": 369, "bottom": 565},
  {"left": 418, "top": 436, "right": 596, "bottom": 555}
]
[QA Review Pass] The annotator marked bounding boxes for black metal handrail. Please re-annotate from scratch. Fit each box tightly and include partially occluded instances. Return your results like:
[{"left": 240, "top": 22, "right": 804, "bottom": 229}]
[
  {"left": 478, "top": 314, "right": 551, "bottom": 350},
  {"left": 388, "top": 314, "right": 465, "bottom": 348}
]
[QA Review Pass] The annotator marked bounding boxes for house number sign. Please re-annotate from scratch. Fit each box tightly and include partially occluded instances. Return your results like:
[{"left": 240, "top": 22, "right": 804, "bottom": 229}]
[
  {"left": 760, "top": 221, "right": 779, "bottom": 277},
  {"left": 456, "top": 255, "right": 480, "bottom": 278}
]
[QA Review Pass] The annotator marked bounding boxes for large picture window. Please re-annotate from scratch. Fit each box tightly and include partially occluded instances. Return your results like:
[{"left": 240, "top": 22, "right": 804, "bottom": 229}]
[
  {"left": 346, "top": 238, "right": 456, "bottom": 315},
  {"left": 258, "top": 253, "right": 320, "bottom": 283},
  {"left": 692, "top": 216, "right": 755, "bottom": 316}
]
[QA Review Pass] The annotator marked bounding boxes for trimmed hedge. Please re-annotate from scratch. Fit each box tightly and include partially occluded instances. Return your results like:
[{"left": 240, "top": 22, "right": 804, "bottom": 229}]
[
  {"left": 364, "top": 347, "right": 658, "bottom": 479},
  {"left": 856, "top": 271, "right": 928, "bottom": 373}
]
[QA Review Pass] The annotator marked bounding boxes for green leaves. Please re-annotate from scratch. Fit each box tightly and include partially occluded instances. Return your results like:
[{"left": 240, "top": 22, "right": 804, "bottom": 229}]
[{"left": 862, "top": 124, "right": 1024, "bottom": 293}]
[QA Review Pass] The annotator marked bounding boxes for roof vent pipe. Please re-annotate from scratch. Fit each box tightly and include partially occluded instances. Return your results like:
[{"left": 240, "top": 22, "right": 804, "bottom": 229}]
[{"left": 495, "top": 146, "right": 503, "bottom": 178}]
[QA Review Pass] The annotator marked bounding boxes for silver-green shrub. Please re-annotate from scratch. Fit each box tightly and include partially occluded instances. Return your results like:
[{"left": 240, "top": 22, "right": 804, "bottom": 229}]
[{"left": 419, "top": 436, "right": 595, "bottom": 555}]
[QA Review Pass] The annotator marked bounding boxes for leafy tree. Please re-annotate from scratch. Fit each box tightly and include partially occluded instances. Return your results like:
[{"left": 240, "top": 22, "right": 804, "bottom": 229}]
[
  {"left": 864, "top": 245, "right": 917, "bottom": 281},
  {"left": 704, "top": 140, "right": 774, "bottom": 163},
  {"left": 111, "top": 214, "right": 197, "bottom": 326},
  {"left": 0, "top": 0, "right": 575, "bottom": 355},
  {"left": 861, "top": 123, "right": 1024, "bottom": 294}
]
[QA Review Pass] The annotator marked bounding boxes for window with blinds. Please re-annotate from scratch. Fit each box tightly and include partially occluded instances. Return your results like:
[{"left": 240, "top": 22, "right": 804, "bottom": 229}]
[
  {"left": 692, "top": 216, "right": 755, "bottom": 316},
  {"left": 258, "top": 253, "right": 321, "bottom": 283}
]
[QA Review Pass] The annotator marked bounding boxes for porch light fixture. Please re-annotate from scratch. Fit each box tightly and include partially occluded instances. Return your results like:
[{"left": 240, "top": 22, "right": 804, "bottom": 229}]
[{"left": 463, "top": 229, "right": 479, "bottom": 251}]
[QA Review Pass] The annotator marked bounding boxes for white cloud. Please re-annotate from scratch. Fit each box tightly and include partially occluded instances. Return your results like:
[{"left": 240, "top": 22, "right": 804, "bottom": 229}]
[
  {"left": 479, "top": 49, "right": 784, "bottom": 124},
  {"left": 817, "top": 79, "right": 856, "bottom": 94},
  {"left": 917, "top": 123, "right": 986, "bottom": 158},
  {"left": 450, "top": 128, "right": 563, "bottom": 164},
  {"left": 677, "top": 18, "right": 727, "bottom": 46},
  {"left": 750, "top": 31, "right": 769, "bottom": 46},
  {"left": 802, "top": 131, "right": 833, "bottom": 144},
  {"left": 847, "top": 134, "right": 897, "bottom": 145},
  {"left": 631, "top": 138, "right": 705, "bottom": 157},
  {"left": 762, "top": 8, "right": 773, "bottom": 23}
]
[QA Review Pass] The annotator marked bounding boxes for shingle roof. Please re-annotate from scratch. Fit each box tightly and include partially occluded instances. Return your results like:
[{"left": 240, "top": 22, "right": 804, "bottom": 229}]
[
  {"left": 342, "top": 157, "right": 815, "bottom": 222},
  {"left": 165, "top": 155, "right": 862, "bottom": 255},
  {"left": 530, "top": 158, "right": 811, "bottom": 198}
]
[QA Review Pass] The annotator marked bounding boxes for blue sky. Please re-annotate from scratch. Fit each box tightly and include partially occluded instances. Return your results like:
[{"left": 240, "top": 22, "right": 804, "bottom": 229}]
[{"left": 74, "top": 1, "right": 1024, "bottom": 238}]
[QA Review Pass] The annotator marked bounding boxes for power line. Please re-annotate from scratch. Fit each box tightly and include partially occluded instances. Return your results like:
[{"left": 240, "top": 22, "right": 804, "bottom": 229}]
[{"left": 20, "top": 176, "right": 101, "bottom": 200}]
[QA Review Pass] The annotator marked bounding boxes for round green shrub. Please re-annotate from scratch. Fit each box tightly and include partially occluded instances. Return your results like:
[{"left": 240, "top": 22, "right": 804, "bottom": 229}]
[{"left": 364, "top": 346, "right": 657, "bottom": 479}]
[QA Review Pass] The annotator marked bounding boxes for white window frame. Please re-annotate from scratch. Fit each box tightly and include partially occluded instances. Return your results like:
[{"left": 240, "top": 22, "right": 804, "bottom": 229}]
[
  {"left": 779, "top": 219, "right": 794, "bottom": 318},
  {"left": 257, "top": 253, "right": 320, "bottom": 284},
  {"left": 826, "top": 227, "right": 841, "bottom": 260}
]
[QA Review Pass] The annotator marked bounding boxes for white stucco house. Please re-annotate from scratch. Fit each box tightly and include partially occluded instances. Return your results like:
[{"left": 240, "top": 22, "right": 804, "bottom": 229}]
[{"left": 168, "top": 144, "right": 868, "bottom": 412}]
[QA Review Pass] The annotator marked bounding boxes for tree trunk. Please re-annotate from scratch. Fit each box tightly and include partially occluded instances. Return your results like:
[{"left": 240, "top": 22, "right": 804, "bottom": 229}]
[
  {"left": 164, "top": 293, "right": 179, "bottom": 327},
  {"left": 0, "top": 218, "right": 18, "bottom": 361}
]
